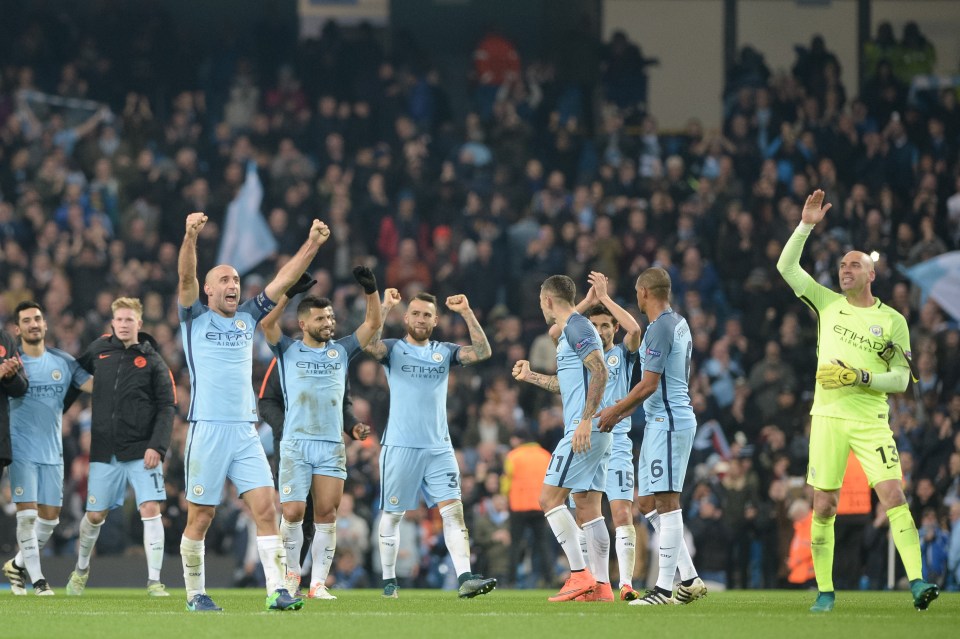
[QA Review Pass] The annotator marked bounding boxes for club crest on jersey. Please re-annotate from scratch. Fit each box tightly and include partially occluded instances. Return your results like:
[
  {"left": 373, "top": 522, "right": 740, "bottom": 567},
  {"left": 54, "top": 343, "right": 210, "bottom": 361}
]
[
  {"left": 389, "top": 496, "right": 399, "bottom": 506},
  {"left": 14, "top": 486, "right": 23, "bottom": 496},
  {"left": 327, "top": 349, "right": 339, "bottom": 359},
  {"left": 134, "top": 356, "right": 147, "bottom": 368},
  {"left": 431, "top": 352, "right": 444, "bottom": 363},
  {"left": 869, "top": 325, "right": 882, "bottom": 337},
  {"left": 88, "top": 495, "right": 97, "bottom": 505},
  {"left": 234, "top": 319, "right": 247, "bottom": 331},
  {"left": 51, "top": 369, "right": 63, "bottom": 381},
  {"left": 281, "top": 485, "right": 292, "bottom": 495},
  {"left": 192, "top": 485, "right": 204, "bottom": 497},
  {"left": 607, "top": 355, "right": 620, "bottom": 367}
]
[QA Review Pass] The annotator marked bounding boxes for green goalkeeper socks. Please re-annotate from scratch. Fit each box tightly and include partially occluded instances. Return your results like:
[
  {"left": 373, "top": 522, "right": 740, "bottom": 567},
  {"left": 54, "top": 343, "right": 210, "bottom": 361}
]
[
  {"left": 886, "top": 504, "right": 922, "bottom": 581},
  {"left": 810, "top": 514, "right": 836, "bottom": 592}
]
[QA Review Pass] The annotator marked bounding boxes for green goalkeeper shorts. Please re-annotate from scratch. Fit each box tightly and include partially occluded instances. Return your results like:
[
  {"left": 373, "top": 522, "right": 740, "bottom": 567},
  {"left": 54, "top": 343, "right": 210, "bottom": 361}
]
[{"left": 807, "top": 415, "right": 903, "bottom": 491}]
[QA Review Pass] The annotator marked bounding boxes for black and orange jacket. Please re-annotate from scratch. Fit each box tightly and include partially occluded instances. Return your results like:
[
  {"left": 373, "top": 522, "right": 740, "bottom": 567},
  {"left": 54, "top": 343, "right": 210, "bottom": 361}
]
[{"left": 76, "top": 332, "right": 176, "bottom": 463}]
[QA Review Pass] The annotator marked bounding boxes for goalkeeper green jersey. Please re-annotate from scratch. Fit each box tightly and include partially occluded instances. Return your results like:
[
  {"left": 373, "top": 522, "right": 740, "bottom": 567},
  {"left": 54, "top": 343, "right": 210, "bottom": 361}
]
[{"left": 777, "top": 224, "right": 911, "bottom": 422}]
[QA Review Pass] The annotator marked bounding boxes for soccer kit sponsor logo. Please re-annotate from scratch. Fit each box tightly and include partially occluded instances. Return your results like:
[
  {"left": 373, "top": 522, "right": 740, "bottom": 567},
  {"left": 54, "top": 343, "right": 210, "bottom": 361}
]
[
  {"left": 27, "top": 384, "right": 66, "bottom": 399},
  {"left": 204, "top": 330, "right": 254, "bottom": 346},
  {"left": 295, "top": 361, "right": 343, "bottom": 373},
  {"left": 99, "top": 354, "right": 110, "bottom": 359},
  {"left": 831, "top": 325, "right": 884, "bottom": 352},
  {"left": 399, "top": 364, "right": 446, "bottom": 378}
]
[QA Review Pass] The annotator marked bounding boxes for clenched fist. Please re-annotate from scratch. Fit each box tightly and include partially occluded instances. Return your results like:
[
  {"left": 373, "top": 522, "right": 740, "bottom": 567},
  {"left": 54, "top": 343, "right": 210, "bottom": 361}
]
[{"left": 185, "top": 212, "right": 207, "bottom": 237}]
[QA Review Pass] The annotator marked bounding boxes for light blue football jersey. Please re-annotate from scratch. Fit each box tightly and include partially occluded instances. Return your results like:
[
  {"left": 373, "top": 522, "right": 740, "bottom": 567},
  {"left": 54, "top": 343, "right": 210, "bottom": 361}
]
[
  {"left": 379, "top": 338, "right": 461, "bottom": 448},
  {"left": 556, "top": 313, "right": 604, "bottom": 434},
  {"left": 11, "top": 347, "right": 91, "bottom": 464},
  {"left": 639, "top": 308, "right": 697, "bottom": 431},
  {"left": 270, "top": 333, "right": 361, "bottom": 442},
  {"left": 602, "top": 342, "right": 637, "bottom": 435},
  {"left": 179, "top": 292, "right": 275, "bottom": 423}
]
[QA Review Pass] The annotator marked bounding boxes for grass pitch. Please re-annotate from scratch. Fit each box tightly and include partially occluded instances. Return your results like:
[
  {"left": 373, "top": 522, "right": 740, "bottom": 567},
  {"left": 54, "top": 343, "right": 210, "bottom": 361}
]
[{"left": 2, "top": 588, "right": 955, "bottom": 639}]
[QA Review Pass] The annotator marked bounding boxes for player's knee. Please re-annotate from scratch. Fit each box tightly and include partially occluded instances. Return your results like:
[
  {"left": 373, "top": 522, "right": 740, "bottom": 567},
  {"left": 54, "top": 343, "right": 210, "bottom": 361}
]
[
  {"left": 139, "top": 502, "right": 161, "bottom": 519},
  {"left": 874, "top": 480, "right": 906, "bottom": 509},
  {"left": 313, "top": 507, "right": 337, "bottom": 524},
  {"left": 611, "top": 505, "right": 633, "bottom": 527},
  {"left": 86, "top": 511, "right": 108, "bottom": 525},
  {"left": 282, "top": 504, "right": 306, "bottom": 523},
  {"left": 187, "top": 507, "right": 216, "bottom": 533},
  {"left": 379, "top": 511, "right": 403, "bottom": 535}
]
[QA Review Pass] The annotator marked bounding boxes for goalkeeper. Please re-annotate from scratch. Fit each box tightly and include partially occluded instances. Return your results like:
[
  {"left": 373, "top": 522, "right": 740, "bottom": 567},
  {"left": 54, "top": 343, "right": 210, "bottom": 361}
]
[{"left": 776, "top": 190, "right": 938, "bottom": 613}]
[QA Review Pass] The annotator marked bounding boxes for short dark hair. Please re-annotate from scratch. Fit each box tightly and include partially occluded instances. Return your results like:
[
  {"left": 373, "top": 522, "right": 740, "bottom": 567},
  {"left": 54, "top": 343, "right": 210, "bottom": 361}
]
[
  {"left": 14, "top": 300, "right": 43, "bottom": 321},
  {"left": 296, "top": 295, "right": 333, "bottom": 317},
  {"left": 413, "top": 292, "right": 437, "bottom": 306},
  {"left": 636, "top": 267, "right": 671, "bottom": 301},
  {"left": 541, "top": 275, "right": 576, "bottom": 304},
  {"left": 583, "top": 304, "right": 617, "bottom": 324}
]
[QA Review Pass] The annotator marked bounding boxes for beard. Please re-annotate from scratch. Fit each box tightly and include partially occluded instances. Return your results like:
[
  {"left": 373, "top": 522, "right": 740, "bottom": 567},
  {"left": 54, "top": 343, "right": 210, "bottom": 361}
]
[
  {"left": 21, "top": 333, "right": 44, "bottom": 345},
  {"left": 407, "top": 325, "right": 434, "bottom": 342},
  {"left": 307, "top": 327, "right": 334, "bottom": 343}
]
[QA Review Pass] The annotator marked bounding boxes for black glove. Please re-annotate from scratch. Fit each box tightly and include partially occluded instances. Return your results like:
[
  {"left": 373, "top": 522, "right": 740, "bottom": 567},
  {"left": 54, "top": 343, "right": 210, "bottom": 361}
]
[
  {"left": 353, "top": 266, "right": 378, "bottom": 295},
  {"left": 285, "top": 273, "right": 316, "bottom": 298}
]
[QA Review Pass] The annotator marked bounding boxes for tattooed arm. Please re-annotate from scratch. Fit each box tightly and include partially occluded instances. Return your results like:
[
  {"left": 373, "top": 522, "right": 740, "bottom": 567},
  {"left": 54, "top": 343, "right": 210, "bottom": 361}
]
[
  {"left": 511, "top": 360, "right": 560, "bottom": 393},
  {"left": 446, "top": 294, "right": 491, "bottom": 365},
  {"left": 362, "top": 288, "right": 401, "bottom": 360}
]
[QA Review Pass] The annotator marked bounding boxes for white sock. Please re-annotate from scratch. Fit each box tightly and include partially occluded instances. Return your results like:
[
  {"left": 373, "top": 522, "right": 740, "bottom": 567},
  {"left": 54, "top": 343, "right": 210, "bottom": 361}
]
[
  {"left": 256, "top": 535, "right": 287, "bottom": 593},
  {"left": 656, "top": 509, "right": 683, "bottom": 593},
  {"left": 142, "top": 515, "right": 164, "bottom": 581},
  {"left": 279, "top": 517, "right": 304, "bottom": 578},
  {"left": 35, "top": 517, "right": 59, "bottom": 549},
  {"left": 544, "top": 505, "right": 586, "bottom": 571},
  {"left": 311, "top": 522, "right": 337, "bottom": 585},
  {"left": 583, "top": 516, "right": 610, "bottom": 583},
  {"left": 440, "top": 502, "right": 473, "bottom": 578},
  {"left": 378, "top": 511, "right": 404, "bottom": 580},
  {"left": 614, "top": 525, "right": 636, "bottom": 587},
  {"left": 577, "top": 525, "right": 589, "bottom": 570},
  {"left": 180, "top": 536, "right": 205, "bottom": 599},
  {"left": 77, "top": 514, "right": 105, "bottom": 571},
  {"left": 645, "top": 509, "right": 697, "bottom": 581},
  {"left": 16, "top": 509, "right": 43, "bottom": 583}
]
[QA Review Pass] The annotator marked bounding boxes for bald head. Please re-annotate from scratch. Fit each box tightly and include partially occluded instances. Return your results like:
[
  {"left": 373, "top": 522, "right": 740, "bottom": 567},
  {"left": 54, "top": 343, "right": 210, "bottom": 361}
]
[
  {"left": 205, "top": 264, "right": 240, "bottom": 285},
  {"left": 204, "top": 264, "right": 241, "bottom": 315},
  {"left": 838, "top": 250, "right": 875, "bottom": 295}
]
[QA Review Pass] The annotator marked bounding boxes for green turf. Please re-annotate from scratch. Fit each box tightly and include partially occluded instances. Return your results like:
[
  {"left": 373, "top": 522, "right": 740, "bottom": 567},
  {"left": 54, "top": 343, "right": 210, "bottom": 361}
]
[{"left": 2, "top": 588, "right": 955, "bottom": 639}]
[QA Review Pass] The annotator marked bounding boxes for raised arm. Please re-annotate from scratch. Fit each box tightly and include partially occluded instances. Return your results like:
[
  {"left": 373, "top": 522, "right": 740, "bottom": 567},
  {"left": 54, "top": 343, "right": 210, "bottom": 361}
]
[
  {"left": 511, "top": 359, "right": 560, "bottom": 394},
  {"left": 178, "top": 212, "right": 207, "bottom": 307},
  {"left": 363, "top": 288, "right": 401, "bottom": 360},
  {"left": 263, "top": 219, "right": 330, "bottom": 302},
  {"left": 260, "top": 294, "right": 291, "bottom": 345},
  {"left": 446, "top": 294, "right": 491, "bottom": 365},
  {"left": 588, "top": 271, "right": 641, "bottom": 352},
  {"left": 352, "top": 266, "right": 383, "bottom": 348},
  {"left": 776, "top": 190, "right": 830, "bottom": 296}
]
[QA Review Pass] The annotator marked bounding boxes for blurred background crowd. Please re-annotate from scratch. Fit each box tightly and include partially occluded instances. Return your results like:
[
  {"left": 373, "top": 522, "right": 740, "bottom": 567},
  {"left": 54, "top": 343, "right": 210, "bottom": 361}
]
[{"left": 0, "top": 2, "right": 959, "bottom": 593}]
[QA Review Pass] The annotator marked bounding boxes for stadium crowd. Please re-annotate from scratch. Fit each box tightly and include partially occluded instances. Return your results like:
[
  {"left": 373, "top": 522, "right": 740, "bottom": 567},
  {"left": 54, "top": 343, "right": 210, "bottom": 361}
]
[{"left": 1, "top": 4, "right": 959, "bottom": 593}]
